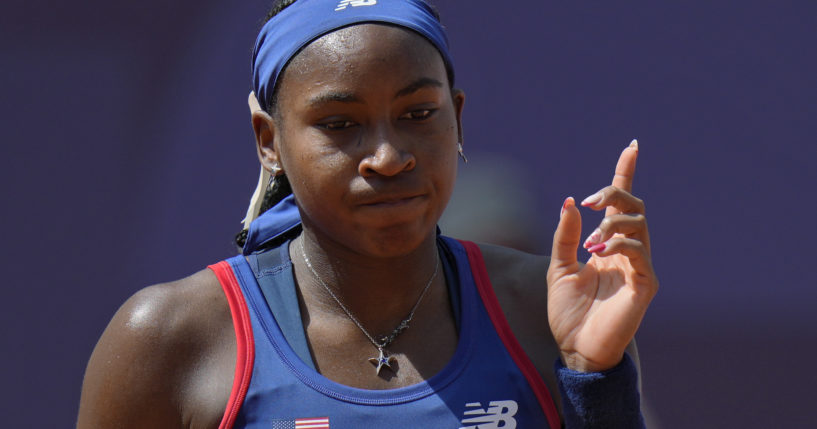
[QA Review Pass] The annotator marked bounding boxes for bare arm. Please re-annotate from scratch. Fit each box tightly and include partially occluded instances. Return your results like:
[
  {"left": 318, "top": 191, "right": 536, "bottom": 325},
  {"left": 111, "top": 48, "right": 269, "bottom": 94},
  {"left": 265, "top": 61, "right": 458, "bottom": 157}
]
[{"left": 77, "top": 269, "right": 235, "bottom": 429}]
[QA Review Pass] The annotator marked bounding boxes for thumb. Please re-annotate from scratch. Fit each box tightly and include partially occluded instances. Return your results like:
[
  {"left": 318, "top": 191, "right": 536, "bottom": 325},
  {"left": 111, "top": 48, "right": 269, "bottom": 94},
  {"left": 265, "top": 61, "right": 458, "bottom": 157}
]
[{"left": 548, "top": 197, "right": 582, "bottom": 283}]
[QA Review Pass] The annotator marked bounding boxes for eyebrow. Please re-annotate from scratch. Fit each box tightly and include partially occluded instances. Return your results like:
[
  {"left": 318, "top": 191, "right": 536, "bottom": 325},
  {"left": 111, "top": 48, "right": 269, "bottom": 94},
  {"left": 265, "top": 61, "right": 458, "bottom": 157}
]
[
  {"left": 307, "top": 91, "right": 363, "bottom": 109},
  {"left": 306, "top": 77, "right": 444, "bottom": 108},
  {"left": 394, "top": 77, "right": 444, "bottom": 99}
]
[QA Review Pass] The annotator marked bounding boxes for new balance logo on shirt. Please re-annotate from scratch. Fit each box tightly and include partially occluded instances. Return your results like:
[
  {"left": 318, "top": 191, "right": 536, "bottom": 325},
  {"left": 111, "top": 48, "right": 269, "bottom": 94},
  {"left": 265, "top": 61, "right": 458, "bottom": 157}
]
[
  {"left": 459, "top": 400, "right": 519, "bottom": 429},
  {"left": 335, "top": 0, "right": 377, "bottom": 11}
]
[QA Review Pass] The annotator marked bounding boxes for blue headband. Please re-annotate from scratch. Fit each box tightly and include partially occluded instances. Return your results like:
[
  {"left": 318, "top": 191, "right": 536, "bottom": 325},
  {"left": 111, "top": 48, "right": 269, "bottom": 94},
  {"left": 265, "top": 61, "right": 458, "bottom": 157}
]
[{"left": 252, "top": 0, "right": 455, "bottom": 112}]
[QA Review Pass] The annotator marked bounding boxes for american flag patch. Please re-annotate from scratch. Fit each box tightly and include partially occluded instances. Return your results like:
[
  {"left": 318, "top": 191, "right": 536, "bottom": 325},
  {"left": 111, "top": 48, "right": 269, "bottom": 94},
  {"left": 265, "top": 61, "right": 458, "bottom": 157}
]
[{"left": 271, "top": 417, "right": 330, "bottom": 429}]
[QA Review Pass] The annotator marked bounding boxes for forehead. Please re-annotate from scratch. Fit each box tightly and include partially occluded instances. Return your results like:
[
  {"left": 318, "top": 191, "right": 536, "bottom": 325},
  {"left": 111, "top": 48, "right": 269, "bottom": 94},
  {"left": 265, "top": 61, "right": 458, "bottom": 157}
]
[{"left": 277, "top": 23, "right": 449, "bottom": 97}]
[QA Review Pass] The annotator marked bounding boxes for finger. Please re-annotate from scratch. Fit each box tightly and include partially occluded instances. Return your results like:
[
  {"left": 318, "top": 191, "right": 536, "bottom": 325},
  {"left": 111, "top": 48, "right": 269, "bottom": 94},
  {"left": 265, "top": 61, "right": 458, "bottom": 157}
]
[
  {"left": 613, "top": 139, "right": 639, "bottom": 192},
  {"left": 248, "top": 91, "right": 262, "bottom": 113},
  {"left": 583, "top": 214, "right": 650, "bottom": 254},
  {"left": 548, "top": 197, "right": 583, "bottom": 283},
  {"left": 586, "top": 237, "right": 655, "bottom": 280},
  {"left": 580, "top": 186, "right": 645, "bottom": 214},
  {"left": 607, "top": 139, "right": 639, "bottom": 216}
]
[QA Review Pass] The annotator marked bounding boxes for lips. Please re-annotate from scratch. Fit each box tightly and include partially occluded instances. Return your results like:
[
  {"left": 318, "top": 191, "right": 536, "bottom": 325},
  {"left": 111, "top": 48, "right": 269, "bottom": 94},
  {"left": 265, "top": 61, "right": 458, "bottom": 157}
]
[{"left": 358, "top": 192, "right": 425, "bottom": 207}]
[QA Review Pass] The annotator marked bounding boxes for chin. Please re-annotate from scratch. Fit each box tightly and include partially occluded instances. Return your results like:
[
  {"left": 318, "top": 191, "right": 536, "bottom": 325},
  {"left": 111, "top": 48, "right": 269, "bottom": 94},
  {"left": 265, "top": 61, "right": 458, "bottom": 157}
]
[{"left": 356, "top": 222, "right": 437, "bottom": 258}]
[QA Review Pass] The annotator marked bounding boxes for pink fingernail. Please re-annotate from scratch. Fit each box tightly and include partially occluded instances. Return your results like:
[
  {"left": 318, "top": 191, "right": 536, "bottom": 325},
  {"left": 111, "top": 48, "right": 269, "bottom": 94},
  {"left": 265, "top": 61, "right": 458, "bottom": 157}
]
[
  {"left": 561, "top": 197, "right": 575, "bottom": 216},
  {"left": 584, "top": 228, "right": 602, "bottom": 248},
  {"left": 581, "top": 192, "right": 603, "bottom": 207},
  {"left": 587, "top": 243, "right": 606, "bottom": 253},
  {"left": 629, "top": 139, "right": 639, "bottom": 151}
]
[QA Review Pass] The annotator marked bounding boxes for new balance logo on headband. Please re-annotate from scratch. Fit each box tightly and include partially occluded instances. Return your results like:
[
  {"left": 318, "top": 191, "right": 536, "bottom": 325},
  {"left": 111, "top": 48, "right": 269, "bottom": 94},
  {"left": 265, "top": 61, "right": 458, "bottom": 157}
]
[{"left": 335, "top": 0, "right": 377, "bottom": 11}]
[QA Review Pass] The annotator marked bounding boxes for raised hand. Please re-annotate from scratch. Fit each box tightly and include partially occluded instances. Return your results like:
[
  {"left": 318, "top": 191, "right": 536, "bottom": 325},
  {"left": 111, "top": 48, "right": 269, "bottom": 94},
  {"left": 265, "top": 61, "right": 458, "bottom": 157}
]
[{"left": 547, "top": 140, "right": 659, "bottom": 372}]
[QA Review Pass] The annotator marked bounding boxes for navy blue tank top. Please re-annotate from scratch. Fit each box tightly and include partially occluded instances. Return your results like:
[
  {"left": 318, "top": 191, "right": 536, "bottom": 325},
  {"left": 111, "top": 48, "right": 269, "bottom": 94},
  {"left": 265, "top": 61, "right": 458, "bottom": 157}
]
[{"left": 209, "top": 236, "right": 560, "bottom": 428}]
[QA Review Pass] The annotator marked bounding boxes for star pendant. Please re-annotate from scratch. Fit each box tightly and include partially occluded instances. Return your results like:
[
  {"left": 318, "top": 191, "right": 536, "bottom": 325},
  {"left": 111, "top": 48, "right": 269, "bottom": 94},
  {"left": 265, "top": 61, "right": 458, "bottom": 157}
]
[{"left": 368, "top": 348, "right": 396, "bottom": 375}]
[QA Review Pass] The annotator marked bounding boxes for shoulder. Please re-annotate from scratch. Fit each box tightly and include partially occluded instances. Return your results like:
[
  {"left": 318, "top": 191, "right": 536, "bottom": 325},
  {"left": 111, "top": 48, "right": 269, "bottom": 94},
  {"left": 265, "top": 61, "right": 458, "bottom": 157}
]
[
  {"left": 471, "top": 242, "right": 551, "bottom": 336},
  {"left": 110, "top": 268, "right": 231, "bottom": 356},
  {"left": 471, "top": 242, "right": 553, "bottom": 349},
  {"left": 469, "top": 242, "right": 562, "bottom": 401},
  {"left": 114, "top": 269, "right": 233, "bottom": 352},
  {"left": 475, "top": 241, "right": 550, "bottom": 286},
  {"left": 77, "top": 268, "right": 236, "bottom": 428}
]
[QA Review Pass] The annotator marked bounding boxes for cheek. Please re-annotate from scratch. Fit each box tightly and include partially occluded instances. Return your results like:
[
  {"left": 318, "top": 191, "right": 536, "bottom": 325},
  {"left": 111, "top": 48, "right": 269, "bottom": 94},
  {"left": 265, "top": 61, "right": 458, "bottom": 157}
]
[
  {"left": 286, "top": 152, "right": 349, "bottom": 199},
  {"left": 425, "top": 115, "right": 461, "bottom": 168},
  {"left": 280, "top": 122, "right": 347, "bottom": 170},
  {"left": 437, "top": 123, "right": 461, "bottom": 209},
  {"left": 278, "top": 135, "right": 339, "bottom": 200},
  {"left": 437, "top": 151, "right": 458, "bottom": 203},
  {"left": 420, "top": 130, "right": 458, "bottom": 207}
]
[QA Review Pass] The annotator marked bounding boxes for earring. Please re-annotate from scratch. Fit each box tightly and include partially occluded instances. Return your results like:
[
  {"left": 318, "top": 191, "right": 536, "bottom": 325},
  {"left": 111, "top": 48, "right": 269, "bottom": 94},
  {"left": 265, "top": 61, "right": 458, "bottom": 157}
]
[
  {"left": 267, "top": 163, "right": 282, "bottom": 190},
  {"left": 457, "top": 142, "right": 468, "bottom": 163}
]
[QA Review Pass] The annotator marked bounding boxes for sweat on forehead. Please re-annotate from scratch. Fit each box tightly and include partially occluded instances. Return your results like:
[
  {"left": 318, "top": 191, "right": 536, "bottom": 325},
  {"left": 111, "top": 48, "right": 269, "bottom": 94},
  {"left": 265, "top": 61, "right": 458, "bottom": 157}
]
[
  {"left": 252, "top": 0, "right": 454, "bottom": 112},
  {"left": 285, "top": 24, "right": 444, "bottom": 78}
]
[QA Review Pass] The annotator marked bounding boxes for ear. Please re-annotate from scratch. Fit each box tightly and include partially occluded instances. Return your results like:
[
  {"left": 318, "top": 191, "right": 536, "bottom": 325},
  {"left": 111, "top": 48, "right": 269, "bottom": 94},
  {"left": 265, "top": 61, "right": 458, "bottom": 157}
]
[
  {"left": 451, "top": 88, "right": 466, "bottom": 145},
  {"left": 249, "top": 92, "right": 281, "bottom": 173}
]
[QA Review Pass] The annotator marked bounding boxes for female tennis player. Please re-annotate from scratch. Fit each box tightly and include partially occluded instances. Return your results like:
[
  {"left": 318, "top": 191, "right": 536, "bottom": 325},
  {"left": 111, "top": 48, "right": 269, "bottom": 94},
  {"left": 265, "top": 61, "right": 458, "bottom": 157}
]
[{"left": 78, "top": 1, "right": 657, "bottom": 427}]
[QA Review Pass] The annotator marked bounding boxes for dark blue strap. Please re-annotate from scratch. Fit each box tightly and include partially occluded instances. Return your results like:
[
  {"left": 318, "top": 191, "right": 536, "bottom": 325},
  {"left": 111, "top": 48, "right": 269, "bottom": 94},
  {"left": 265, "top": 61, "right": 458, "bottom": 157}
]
[{"left": 247, "top": 241, "right": 315, "bottom": 370}]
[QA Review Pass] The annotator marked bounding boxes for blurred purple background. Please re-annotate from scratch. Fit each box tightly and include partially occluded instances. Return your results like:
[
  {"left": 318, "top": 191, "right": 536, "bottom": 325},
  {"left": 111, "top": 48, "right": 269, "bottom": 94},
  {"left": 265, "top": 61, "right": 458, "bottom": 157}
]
[{"left": 2, "top": 1, "right": 815, "bottom": 427}]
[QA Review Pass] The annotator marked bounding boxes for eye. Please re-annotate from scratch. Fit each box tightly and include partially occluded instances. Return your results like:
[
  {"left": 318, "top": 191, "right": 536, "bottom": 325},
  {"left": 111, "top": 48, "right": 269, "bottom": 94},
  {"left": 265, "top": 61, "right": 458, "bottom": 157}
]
[
  {"left": 319, "top": 120, "right": 357, "bottom": 130},
  {"left": 399, "top": 109, "right": 436, "bottom": 121}
]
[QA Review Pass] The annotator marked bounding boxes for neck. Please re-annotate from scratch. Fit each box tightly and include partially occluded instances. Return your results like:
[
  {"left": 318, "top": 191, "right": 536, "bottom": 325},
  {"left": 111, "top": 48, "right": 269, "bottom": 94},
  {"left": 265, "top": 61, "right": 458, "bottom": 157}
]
[{"left": 291, "top": 230, "right": 442, "bottom": 336}]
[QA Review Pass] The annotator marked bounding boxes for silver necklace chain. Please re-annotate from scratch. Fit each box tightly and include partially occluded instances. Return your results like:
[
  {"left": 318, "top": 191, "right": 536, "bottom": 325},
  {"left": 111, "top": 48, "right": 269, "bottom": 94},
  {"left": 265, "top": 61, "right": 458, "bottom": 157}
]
[{"left": 298, "top": 239, "right": 439, "bottom": 353}]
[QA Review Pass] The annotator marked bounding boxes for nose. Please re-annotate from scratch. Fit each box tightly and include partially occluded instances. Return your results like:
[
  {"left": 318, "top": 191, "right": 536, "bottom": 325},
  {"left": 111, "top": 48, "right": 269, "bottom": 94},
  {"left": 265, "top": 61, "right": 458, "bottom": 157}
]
[{"left": 358, "top": 135, "right": 416, "bottom": 177}]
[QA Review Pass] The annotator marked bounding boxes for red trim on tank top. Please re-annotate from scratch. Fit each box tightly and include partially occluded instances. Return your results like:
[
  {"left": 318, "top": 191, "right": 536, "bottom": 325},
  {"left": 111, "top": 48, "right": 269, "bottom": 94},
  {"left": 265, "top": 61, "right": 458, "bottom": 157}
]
[
  {"left": 209, "top": 261, "right": 255, "bottom": 429},
  {"left": 458, "top": 240, "right": 562, "bottom": 429}
]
